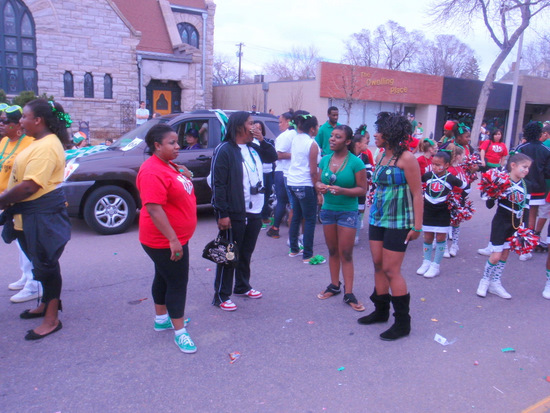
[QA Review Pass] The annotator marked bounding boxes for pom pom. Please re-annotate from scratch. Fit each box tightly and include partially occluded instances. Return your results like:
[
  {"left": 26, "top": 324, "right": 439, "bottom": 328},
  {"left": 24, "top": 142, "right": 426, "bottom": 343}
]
[
  {"left": 447, "top": 191, "right": 475, "bottom": 226},
  {"left": 478, "top": 168, "right": 511, "bottom": 199},
  {"left": 507, "top": 227, "right": 539, "bottom": 255},
  {"left": 462, "top": 154, "right": 481, "bottom": 184}
]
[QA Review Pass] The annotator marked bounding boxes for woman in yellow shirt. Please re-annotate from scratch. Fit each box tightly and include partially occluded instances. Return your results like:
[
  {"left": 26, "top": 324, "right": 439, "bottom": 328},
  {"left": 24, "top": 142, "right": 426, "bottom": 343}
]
[
  {"left": 0, "top": 99, "right": 71, "bottom": 340},
  {"left": 0, "top": 106, "right": 40, "bottom": 303}
]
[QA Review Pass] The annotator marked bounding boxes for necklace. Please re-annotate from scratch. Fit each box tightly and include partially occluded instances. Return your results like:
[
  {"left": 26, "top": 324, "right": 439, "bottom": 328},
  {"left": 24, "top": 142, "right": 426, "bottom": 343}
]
[
  {"left": 427, "top": 172, "right": 449, "bottom": 199},
  {"left": 324, "top": 152, "right": 349, "bottom": 185},
  {"left": 0, "top": 135, "right": 25, "bottom": 170},
  {"left": 510, "top": 179, "right": 527, "bottom": 230},
  {"left": 373, "top": 152, "right": 395, "bottom": 183}
]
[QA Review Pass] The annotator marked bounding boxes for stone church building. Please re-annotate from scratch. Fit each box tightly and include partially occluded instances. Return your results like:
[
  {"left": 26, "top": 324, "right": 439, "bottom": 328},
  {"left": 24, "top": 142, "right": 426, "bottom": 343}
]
[{"left": 0, "top": 0, "right": 215, "bottom": 140}]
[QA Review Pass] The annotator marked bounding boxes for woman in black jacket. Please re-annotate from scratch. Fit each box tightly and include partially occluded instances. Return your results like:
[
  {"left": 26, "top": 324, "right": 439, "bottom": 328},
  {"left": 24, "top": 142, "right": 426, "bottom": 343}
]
[{"left": 210, "top": 111, "right": 277, "bottom": 311}]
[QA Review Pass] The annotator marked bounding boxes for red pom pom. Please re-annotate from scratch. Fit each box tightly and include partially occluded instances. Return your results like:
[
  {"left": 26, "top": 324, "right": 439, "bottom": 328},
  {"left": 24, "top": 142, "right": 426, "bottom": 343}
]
[
  {"left": 447, "top": 191, "right": 475, "bottom": 226},
  {"left": 478, "top": 169, "right": 511, "bottom": 199},
  {"left": 507, "top": 227, "right": 540, "bottom": 255}
]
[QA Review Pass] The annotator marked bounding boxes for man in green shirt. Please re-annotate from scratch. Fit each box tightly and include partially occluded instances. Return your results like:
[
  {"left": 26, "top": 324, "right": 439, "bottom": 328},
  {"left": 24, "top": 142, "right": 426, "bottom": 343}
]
[{"left": 315, "top": 106, "right": 339, "bottom": 156}]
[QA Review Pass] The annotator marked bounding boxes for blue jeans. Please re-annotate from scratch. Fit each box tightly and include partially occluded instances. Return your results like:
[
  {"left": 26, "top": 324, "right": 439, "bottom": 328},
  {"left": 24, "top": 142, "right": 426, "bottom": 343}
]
[
  {"left": 272, "top": 171, "right": 289, "bottom": 227},
  {"left": 288, "top": 185, "right": 317, "bottom": 259}
]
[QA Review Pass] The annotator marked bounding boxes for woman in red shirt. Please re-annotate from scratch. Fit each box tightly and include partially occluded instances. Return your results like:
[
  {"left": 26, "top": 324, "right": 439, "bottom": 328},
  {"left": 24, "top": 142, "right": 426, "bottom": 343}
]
[
  {"left": 480, "top": 129, "right": 508, "bottom": 169},
  {"left": 137, "top": 124, "right": 198, "bottom": 354}
]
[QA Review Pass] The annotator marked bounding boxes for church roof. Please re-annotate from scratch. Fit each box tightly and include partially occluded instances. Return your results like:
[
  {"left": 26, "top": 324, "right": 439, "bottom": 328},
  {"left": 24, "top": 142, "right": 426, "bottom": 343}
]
[{"left": 111, "top": 0, "right": 207, "bottom": 54}]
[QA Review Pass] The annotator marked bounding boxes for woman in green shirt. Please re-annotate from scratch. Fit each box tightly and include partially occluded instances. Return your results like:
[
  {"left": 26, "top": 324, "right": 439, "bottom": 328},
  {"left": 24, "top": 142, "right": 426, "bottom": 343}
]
[{"left": 315, "top": 125, "right": 368, "bottom": 311}]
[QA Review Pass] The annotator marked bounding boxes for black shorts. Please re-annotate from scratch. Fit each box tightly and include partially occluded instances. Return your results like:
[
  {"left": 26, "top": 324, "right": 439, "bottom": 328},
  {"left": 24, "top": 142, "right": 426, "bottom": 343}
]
[
  {"left": 369, "top": 225, "right": 410, "bottom": 252},
  {"left": 490, "top": 208, "right": 518, "bottom": 247}
]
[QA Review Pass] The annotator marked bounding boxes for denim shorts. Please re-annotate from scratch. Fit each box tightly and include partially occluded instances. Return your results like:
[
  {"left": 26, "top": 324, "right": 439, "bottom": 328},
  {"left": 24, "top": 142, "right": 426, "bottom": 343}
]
[{"left": 320, "top": 209, "right": 358, "bottom": 228}]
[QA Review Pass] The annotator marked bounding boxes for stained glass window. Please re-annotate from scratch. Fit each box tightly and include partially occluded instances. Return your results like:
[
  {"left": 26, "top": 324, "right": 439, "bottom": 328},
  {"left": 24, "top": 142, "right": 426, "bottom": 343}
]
[
  {"left": 104, "top": 74, "right": 112, "bottom": 99},
  {"left": 177, "top": 23, "right": 199, "bottom": 49},
  {"left": 84, "top": 72, "right": 94, "bottom": 98},
  {"left": 64, "top": 71, "right": 73, "bottom": 97}
]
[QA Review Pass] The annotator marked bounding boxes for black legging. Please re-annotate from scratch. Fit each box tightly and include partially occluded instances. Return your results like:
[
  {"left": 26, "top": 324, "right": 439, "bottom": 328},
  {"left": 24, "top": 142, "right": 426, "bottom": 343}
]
[
  {"left": 16, "top": 230, "right": 63, "bottom": 303},
  {"left": 142, "top": 243, "right": 189, "bottom": 319}
]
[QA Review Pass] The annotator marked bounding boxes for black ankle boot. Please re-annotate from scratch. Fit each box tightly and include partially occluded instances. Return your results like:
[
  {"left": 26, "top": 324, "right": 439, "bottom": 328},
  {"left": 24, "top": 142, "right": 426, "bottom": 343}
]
[
  {"left": 380, "top": 293, "right": 411, "bottom": 341},
  {"left": 357, "top": 289, "right": 391, "bottom": 325}
]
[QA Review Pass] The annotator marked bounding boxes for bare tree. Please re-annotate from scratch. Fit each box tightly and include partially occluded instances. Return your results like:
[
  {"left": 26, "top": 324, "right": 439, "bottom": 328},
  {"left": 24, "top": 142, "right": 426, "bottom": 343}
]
[
  {"left": 264, "top": 45, "right": 321, "bottom": 80},
  {"left": 342, "top": 29, "right": 381, "bottom": 67},
  {"left": 213, "top": 54, "right": 239, "bottom": 85},
  {"left": 342, "top": 21, "right": 424, "bottom": 71},
  {"left": 326, "top": 65, "right": 368, "bottom": 124},
  {"left": 431, "top": 0, "right": 550, "bottom": 145},
  {"left": 286, "top": 84, "right": 304, "bottom": 113},
  {"left": 522, "top": 34, "right": 550, "bottom": 75},
  {"left": 418, "top": 35, "right": 480, "bottom": 79}
]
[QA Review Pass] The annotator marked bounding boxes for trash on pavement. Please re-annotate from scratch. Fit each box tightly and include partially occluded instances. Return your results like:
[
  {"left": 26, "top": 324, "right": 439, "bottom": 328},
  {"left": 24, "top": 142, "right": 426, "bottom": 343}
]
[
  {"left": 229, "top": 352, "right": 241, "bottom": 364},
  {"left": 338, "top": 367, "right": 345, "bottom": 371},
  {"left": 128, "top": 297, "right": 148, "bottom": 305},
  {"left": 501, "top": 347, "right": 515, "bottom": 353},
  {"left": 434, "top": 333, "right": 456, "bottom": 346},
  {"left": 431, "top": 318, "right": 438, "bottom": 322}
]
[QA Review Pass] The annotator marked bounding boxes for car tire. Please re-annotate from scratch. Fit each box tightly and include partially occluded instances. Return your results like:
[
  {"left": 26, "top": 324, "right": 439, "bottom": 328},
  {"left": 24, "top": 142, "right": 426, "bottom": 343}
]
[{"left": 83, "top": 185, "right": 137, "bottom": 235}]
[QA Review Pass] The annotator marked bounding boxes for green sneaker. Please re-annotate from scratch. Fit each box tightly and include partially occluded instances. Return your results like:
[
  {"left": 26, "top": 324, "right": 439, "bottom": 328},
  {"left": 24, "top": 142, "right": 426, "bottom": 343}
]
[
  {"left": 154, "top": 318, "right": 174, "bottom": 331},
  {"left": 174, "top": 331, "right": 197, "bottom": 353}
]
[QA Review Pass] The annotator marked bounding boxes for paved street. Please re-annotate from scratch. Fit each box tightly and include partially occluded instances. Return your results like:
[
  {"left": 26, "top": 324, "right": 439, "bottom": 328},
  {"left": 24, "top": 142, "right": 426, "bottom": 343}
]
[{"left": 1, "top": 190, "right": 550, "bottom": 412}]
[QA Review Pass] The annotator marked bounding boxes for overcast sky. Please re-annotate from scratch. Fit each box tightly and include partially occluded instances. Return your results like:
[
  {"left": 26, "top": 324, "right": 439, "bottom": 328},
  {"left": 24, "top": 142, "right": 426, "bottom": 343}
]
[{"left": 213, "top": 0, "right": 546, "bottom": 79}]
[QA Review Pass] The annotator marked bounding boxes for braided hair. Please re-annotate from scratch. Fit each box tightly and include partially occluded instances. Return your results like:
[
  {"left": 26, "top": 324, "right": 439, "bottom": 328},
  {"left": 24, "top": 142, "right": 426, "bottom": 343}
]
[{"left": 374, "top": 112, "right": 411, "bottom": 157}]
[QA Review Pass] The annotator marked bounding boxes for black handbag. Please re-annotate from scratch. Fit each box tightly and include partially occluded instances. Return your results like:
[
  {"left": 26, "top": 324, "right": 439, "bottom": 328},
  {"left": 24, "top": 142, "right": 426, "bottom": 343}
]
[{"left": 202, "top": 230, "right": 239, "bottom": 267}]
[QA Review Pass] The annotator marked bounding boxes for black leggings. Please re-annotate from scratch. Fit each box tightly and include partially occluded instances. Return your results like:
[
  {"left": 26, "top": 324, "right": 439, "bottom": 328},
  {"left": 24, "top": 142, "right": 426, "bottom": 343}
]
[
  {"left": 16, "top": 230, "right": 63, "bottom": 303},
  {"left": 142, "top": 243, "right": 189, "bottom": 319}
]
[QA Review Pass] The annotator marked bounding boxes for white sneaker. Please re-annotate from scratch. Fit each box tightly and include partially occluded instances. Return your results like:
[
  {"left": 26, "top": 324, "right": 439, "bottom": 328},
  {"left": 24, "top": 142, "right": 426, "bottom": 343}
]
[
  {"left": 488, "top": 281, "right": 512, "bottom": 299},
  {"left": 443, "top": 245, "right": 451, "bottom": 258},
  {"left": 10, "top": 288, "right": 42, "bottom": 303},
  {"left": 543, "top": 280, "right": 550, "bottom": 300},
  {"left": 424, "top": 263, "right": 440, "bottom": 278},
  {"left": 477, "top": 246, "right": 492, "bottom": 256},
  {"left": 476, "top": 279, "right": 490, "bottom": 297},
  {"left": 449, "top": 244, "right": 459, "bottom": 257},
  {"left": 8, "top": 277, "right": 26, "bottom": 290},
  {"left": 519, "top": 253, "right": 533, "bottom": 262},
  {"left": 416, "top": 260, "right": 432, "bottom": 275}
]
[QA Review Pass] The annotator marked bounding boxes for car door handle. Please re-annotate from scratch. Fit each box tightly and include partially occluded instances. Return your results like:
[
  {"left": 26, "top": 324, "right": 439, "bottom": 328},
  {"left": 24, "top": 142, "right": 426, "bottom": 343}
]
[{"left": 196, "top": 155, "right": 212, "bottom": 161}]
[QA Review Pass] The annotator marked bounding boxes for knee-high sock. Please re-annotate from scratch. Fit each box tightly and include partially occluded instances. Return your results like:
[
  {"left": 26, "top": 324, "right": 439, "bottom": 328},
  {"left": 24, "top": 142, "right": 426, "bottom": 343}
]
[
  {"left": 452, "top": 226, "right": 460, "bottom": 246},
  {"left": 491, "top": 260, "right": 507, "bottom": 282},
  {"left": 482, "top": 260, "right": 496, "bottom": 281},
  {"left": 434, "top": 241, "right": 447, "bottom": 264},
  {"left": 547, "top": 268, "right": 550, "bottom": 281},
  {"left": 423, "top": 242, "right": 433, "bottom": 261}
]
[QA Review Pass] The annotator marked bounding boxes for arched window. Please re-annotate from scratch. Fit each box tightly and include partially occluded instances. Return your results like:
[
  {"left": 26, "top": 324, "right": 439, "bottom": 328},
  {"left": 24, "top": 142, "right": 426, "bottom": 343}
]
[
  {"left": 104, "top": 74, "right": 112, "bottom": 99},
  {"left": 177, "top": 23, "right": 199, "bottom": 49},
  {"left": 64, "top": 71, "right": 73, "bottom": 97},
  {"left": 0, "top": 0, "right": 37, "bottom": 93},
  {"left": 84, "top": 72, "right": 94, "bottom": 98}
]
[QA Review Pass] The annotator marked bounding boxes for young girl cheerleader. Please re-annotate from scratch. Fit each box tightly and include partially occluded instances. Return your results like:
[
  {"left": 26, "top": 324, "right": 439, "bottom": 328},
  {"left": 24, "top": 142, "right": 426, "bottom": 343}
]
[
  {"left": 476, "top": 153, "right": 532, "bottom": 299},
  {"left": 417, "top": 152, "right": 468, "bottom": 278},
  {"left": 417, "top": 138, "right": 437, "bottom": 176},
  {"left": 352, "top": 125, "right": 373, "bottom": 245},
  {"left": 446, "top": 145, "right": 471, "bottom": 257}
]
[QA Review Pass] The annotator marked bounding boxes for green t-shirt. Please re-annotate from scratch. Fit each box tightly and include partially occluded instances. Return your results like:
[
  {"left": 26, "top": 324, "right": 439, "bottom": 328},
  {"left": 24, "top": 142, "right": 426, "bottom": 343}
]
[
  {"left": 319, "top": 152, "right": 365, "bottom": 211},
  {"left": 315, "top": 121, "right": 339, "bottom": 156}
]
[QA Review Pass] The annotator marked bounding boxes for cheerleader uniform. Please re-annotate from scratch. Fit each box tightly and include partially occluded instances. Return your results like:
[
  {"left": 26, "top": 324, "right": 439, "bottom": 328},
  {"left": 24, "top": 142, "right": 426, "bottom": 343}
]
[
  {"left": 418, "top": 171, "right": 467, "bottom": 277},
  {"left": 476, "top": 179, "right": 530, "bottom": 299},
  {"left": 447, "top": 163, "right": 471, "bottom": 255}
]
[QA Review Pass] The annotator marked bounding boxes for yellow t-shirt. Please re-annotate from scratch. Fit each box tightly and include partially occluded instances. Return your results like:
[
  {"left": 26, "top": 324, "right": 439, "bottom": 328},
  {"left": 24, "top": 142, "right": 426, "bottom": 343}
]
[
  {"left": 0, "top": 135, "right": 34, "bottom": 192},
  {"left": 8, "top": 133, "right": 66, "bottom": 230}
]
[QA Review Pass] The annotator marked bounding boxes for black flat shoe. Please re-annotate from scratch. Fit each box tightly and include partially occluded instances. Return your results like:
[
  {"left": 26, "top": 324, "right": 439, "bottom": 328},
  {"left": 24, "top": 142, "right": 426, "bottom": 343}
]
[
  {"left": 20, "top": 309, "right": 45, "bottom": 319},
  {"left": 25, "top": 321, "right": 62, "bottom": 341}
]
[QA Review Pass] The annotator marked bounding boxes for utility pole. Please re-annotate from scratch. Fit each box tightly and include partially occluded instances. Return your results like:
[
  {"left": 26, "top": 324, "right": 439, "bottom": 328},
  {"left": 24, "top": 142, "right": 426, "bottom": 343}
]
[
  {"left": 505, "top": 32, "right": 523, "bottom": 148},
  {"left": 236, "top": 43, "right": 244, "bottom": 84}
]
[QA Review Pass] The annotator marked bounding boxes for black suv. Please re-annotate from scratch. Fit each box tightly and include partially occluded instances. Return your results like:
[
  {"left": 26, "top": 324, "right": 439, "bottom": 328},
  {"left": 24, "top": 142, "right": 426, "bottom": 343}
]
[{"left": 62, "top": 110, "right": 279, "bottom": 235}]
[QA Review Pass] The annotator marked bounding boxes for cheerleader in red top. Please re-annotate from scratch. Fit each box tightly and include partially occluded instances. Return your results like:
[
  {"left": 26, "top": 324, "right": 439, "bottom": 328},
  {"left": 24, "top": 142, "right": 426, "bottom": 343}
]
[
  {"left": 417, "top": 138, "right": 437, "bottom": 175},
  {"left": 446, "top": 145, "right": 471, "bottom": 257}
]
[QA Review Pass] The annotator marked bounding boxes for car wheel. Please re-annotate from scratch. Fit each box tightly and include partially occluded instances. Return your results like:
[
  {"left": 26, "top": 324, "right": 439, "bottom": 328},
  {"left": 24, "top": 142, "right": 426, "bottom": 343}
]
[{"left": 83, "top": 185, "right": 137, "bottom": 235}]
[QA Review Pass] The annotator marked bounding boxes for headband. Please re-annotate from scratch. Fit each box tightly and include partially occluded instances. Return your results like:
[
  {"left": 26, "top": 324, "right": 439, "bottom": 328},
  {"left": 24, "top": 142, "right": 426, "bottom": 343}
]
[
  {"left": 457, "top": 123, "right": 470, "bottom": 135},
  {"left": 423, "top": 138, "right": 436, "bottom": 147}
]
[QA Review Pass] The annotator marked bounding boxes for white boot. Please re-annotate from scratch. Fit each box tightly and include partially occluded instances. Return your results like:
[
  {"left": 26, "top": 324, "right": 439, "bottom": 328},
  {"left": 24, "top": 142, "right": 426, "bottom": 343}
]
[
  {"left": 8, "top": 276, "right": 26, "bottom": 290},
  {"left": 476, "top": 279, "right": 490, "bottom": 297},
  {"left": 416, "top": 260, "right": 431, "bottom": 275},
  {"left": 543, "top": 280, "right": 550, "bottom": 300},
  {"left": 443, "top": 245, "right": 451, "bottom": 258},
  {"left": 449, "top": 244, "right": 459, "bottom": 257},
  {"left": 488, "top": 281, "right": 512, "bottom": 299},
  {"left": 477, "top": 245, "right": 492, "bottom": 256},
  {"left": 424, "top": 263, "right": 440, "bottom": 278}
]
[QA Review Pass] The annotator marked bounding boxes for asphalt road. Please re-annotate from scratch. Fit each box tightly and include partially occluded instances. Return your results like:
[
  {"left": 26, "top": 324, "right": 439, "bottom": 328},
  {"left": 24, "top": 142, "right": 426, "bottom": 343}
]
[{"left": 1, "top": 191, "right": 550, "bottom": 413}]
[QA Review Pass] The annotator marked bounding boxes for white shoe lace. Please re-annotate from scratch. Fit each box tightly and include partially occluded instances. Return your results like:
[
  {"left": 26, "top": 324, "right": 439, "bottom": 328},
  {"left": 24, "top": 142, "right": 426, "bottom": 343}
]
[{"left": 178, "top": 333, "right": 195, "bottom": 347}]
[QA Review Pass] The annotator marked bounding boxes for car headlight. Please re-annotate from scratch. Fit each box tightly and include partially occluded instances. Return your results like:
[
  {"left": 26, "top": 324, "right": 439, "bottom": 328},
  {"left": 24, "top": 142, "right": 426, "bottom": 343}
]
[{"left": 64, "top": 160, "right": 79, "bottom": 181}]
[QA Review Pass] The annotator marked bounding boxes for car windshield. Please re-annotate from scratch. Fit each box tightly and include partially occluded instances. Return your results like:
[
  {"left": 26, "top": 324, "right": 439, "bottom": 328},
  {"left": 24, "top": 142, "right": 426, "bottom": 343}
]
[{"left": 109, "top": 119, "right": 165, "bottom": 149}]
